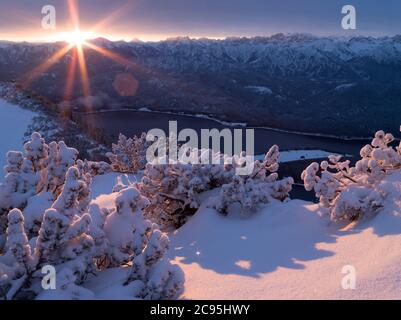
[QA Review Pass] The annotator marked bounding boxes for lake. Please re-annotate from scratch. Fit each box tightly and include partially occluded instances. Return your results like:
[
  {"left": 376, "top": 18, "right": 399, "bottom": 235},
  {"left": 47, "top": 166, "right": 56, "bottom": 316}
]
[
  {"left": 76, "top": 109, "right": 367, "bottom": 157},
  {"left": 76, "top": 109, "right": 373, "bottom": 201}
]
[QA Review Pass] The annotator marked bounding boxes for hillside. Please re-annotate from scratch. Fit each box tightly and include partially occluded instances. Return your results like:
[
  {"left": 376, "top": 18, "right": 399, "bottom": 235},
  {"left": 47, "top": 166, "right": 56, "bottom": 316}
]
[{"left": 0, "top": 89, "right": 400, "bottom": 301}]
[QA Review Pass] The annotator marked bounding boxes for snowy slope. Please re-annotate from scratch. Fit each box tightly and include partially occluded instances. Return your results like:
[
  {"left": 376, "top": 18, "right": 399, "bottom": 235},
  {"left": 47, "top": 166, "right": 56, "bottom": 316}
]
[
  {"left": 0, "top": 99, "right": 35, "bottom": 180},
  {"left": 169, "top": 173, "right": 401, "bottom": 300},
  {"left": 90, "top": 171, "right": 401, "bottom": 300}
]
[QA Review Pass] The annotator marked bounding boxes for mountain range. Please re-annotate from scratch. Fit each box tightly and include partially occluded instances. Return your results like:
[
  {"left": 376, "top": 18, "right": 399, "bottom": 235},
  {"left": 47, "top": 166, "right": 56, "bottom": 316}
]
[{"left": 1, "top": 33, "right": 401, "bottom": 137}]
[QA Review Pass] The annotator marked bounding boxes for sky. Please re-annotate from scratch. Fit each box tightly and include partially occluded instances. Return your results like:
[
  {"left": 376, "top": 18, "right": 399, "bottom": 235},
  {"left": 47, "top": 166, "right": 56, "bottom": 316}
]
[{"left": 0, "top": 0, "right": 400, "bottom": 42}]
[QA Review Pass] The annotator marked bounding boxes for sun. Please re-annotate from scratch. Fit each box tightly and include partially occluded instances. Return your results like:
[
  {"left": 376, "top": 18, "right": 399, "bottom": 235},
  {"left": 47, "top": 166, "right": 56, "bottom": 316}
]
[
  {"left": 23, "top": 0, "right": 138, "bottom": 111},
  {"left": 61, "top": 30, "right": 94, "bottom": 46}
]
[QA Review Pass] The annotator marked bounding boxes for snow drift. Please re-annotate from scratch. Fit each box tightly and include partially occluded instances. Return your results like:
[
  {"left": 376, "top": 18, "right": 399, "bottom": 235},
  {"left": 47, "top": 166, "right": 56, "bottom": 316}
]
[{"left": 169, "top": 171, "right": 401, "bottom": 299}]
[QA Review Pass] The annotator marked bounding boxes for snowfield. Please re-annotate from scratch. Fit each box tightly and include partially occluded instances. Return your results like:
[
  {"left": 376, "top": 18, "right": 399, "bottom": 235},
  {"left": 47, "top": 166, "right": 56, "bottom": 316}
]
[
  {"left": 0, "top": 99, "right": 34, "bottom": 180},
  {"left": 88, "top": 171, "right": 401, "bottom": 300}
]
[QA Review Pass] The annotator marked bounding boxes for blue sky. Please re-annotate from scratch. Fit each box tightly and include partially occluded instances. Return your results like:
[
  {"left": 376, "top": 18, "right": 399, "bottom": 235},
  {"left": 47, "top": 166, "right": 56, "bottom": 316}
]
[{"left": 0, "top": 0, "right": 400, "bottom": 41}]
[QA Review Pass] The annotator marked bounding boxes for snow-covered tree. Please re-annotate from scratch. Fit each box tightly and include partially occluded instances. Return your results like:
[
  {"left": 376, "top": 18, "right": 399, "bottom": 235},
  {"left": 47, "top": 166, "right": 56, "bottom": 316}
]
[
  {"left": 53, "top": 141, "right": 79, "bottom": 196},
  {"left": 23, "top": 191, "right": 54, "bottom": 237},
  {"left": 302, "top": 130, "right": 401, "bottom": 222},
  {"left": 38, "top": 140, "right": 79, "bottom": 196},
  {"left": 23, "top": 132, "right": 49, "bottom": 172},
  {"left": 51, "top": 166, "right": 91, "bottom": 219},
  {"left": 34, "top": 168, "right": 94, "bottom": 276},
  {"left": 82, "top": 160, "right": 111, "bottom": 176},
  {"left": 18, "top": 160, "right": 38, "bottom": 195},
  {"left": 0, "top": 167, "right": 95, "bottom": 300},
  {"left": 0, "top": 134, "right": 184, "bottom": 300},
  {"left": 101, "top": 186, "right": 184, "bottom": 299},
  {"left": 126, "top": 227, "right": 184, "bottom": 300},
  {"left": 104, "top": 187, "right": 151, "bottom": 266},
  {"left": 0, "top": 133, "right": 81, "bottom": 245},
  {"left": 24, "top": 139, "right": 85, "bottom": 237},
  {"left": 39, "top": 141, "right": 59, "bottom": 194},
  {"left": 75, "top": 160, "right": 92, "bottom": 214},
  {"left": 5, "top": 209, "right": 35, "bottom": 276},
  {"left": 0, "top": 160, "right": 39, "bottom": 243},
  {"left": 35, "top": 208, "right": 94, "bottom": 279},
  {"left": 107, "top": 133, "right": 151, "bottom": 173},
  {"left": 213, "top": 145, "right": 294, "bottom": 215},
  {"left": 139, "top": 148, "right": 234, "bottom": 229},
  {"left": 4, "top": 151, "right": 23, "bottom": 174},
  {"left": 87, "top": 204, "right": 110, "bottom": 270},
  {"left": 0, "top": 160, "right": 38, "bottom": 210}
]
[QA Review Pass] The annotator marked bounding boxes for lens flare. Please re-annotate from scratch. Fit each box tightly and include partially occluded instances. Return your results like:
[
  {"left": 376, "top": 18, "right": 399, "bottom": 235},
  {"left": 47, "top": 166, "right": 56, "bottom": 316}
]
[{"left": 61, "top": 30, "right": 95, "bottom": 46}]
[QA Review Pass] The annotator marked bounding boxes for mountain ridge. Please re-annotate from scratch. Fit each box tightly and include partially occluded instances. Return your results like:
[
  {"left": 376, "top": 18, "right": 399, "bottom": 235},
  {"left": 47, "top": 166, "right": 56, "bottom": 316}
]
[{"left": 1, "top": 33, "right": 401, "bottom": 137}]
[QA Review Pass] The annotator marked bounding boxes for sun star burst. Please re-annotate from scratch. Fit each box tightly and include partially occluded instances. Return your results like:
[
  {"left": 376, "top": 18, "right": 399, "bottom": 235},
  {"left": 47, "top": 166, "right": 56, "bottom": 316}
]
[{"left": 23, "top": 0, "right": 139, "bottom": 111}]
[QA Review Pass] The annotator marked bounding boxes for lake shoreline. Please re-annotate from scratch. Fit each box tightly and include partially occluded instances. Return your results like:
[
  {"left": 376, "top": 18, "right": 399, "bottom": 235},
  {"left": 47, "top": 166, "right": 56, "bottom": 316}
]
[
  {"left": 74, "top": 108, "right": 369, "bottom": 159},
  {"left": 73, "top": 107, "right": 378, "bottom": 142}
]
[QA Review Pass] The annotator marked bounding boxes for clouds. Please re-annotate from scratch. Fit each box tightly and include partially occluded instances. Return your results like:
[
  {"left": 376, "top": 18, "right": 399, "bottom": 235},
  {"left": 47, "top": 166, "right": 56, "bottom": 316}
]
[{"left": 0, "top": 0, "right": 400, "bottom": 41}]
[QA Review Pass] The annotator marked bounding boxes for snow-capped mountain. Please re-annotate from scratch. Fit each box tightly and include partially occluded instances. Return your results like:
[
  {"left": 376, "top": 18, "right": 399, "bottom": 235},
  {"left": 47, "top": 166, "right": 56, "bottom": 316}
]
[
  {"left": 1, "top": 34, "right": 401, "bottom": 136},
  {"left": 134, "top": 34, "right": 401, "bottom": 77}
]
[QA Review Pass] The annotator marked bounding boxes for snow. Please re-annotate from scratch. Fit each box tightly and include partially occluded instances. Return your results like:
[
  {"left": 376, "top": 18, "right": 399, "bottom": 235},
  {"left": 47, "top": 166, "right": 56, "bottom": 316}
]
[
  {"left": 84, "top": 267, "right": 140, "bottom": 300},
  {"left": 1, "top": 126, "right": 401, "bottom": 300},
  {"left": 23, "top": 192, "right": 53, "bottom": 232},
  {"left": 168, "top": 174, "right": 401, "bottom": 299},
  {"left": 0, "top": 99, "right": 35, "bottom": 180},
  {"left": 90, "top": 172, "right": 136, "bottom": 210},
  {"left": 88, "top": 170, "right": 401, "bottom": 299},
  {"left": 335, "top": 83, "right": 356, "bottom": 91},
  {"left": 245, "top": 86, "right": 273, "bottom": 95},
  {"left": 4, "top": 36, "right": 401, "bottom": 92}
]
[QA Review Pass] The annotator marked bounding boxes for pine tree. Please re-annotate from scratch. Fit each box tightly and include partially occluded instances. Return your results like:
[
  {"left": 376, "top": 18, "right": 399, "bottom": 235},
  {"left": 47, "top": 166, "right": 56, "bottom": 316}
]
[
  {"left": 140, "top": 148, "right": 234, "bottom": 228},
  {"left": 23, "top": 132, "right": 48, "bottom": 172},
  {"left": 5, "top": 209, "right": 35, "bottom": 276},
  {"left": 213, "top": 145, "right": 294, "bottom": 215},
  {"left": 125, "top": 226, "right": 184, "bottom": 299},
  {"left": 302, "top": 129, "right": 401, "bottom": 222},
  {"left": 104, "top": 187, "right": 151, "bottom": 265},
  {"left": 34, "top": 167, "right": 94, "bottom": 281},
  {"left": 82, "top": 159, "right": 111, "bottom": 176},
  {"left": 52, "top": 166, "right": 89, "bottom": 219},
  {"left": 18, "top": 160, "right": 38, "bottom": 195},
  {"left": 0, "top": 159, "right": 40, "bottom": 237},
  {"left": 87, "top": 204, "right": 110, "bottom": 270},
  {"left": 3, "top": 151, "right": 23, "bottom": 174},
  {"left": 39, "top": 141, "right": 59, "bottom": 194},
  {"left": 0, "top": 135, "right": 184, "bottom": 300},
  {"left": 107, "top": 133, "right": 151, "bottom": 173}
]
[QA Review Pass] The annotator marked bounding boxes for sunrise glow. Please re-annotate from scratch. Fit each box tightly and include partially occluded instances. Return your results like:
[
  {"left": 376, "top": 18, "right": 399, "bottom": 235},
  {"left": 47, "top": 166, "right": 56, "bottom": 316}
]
[
  {"left": 58, "top": 30, "right": 95, "bottom": 46},
  {"left": 19, "top": 0, "right": 139, "bottom": 110}
]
